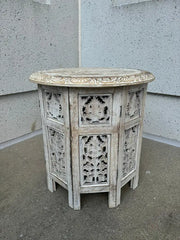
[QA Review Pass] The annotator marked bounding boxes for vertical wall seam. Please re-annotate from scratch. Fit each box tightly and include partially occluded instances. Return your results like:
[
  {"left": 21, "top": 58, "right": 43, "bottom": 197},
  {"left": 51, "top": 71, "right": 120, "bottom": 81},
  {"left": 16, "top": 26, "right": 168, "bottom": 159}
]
[{"left": 78, "top": 0, "right": 81, "bottom": 67}]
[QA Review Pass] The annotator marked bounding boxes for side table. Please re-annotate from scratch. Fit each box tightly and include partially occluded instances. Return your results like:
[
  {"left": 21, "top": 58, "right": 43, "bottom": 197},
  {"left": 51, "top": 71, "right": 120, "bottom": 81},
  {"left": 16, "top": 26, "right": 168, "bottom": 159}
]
[{"left": 30, "top": 68, "right": 155, "bottom": 210}]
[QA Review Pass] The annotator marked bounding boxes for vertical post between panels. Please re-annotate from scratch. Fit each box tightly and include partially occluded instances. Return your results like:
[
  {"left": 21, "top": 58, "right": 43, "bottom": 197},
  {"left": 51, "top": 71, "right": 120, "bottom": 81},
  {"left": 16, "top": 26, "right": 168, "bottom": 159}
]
[
  {"left": 64, "top": 87, "right": 73, "bottom": 208},
  {"left": 69, "top": 88, "right": 81, "bottom": 210},
  {"left": 130, "top": 84, "right": 148, "bottom": 189},
  {"left": 108, "top": 88, "right": 121, "bottom": 208},
  {"left": 38, "top": 85, "right": 56, "bottom": 192},
  {"left": 116, "top": 87, "right": 127, "bottom": 206}
]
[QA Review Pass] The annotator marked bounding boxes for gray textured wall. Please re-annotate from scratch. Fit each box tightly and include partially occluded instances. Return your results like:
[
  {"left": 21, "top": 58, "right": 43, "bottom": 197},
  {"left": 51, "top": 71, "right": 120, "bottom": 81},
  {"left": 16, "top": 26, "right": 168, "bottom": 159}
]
[
  {"left": 1, "top": 0, "right": 179, "bottom": 144},
  {"left": 81, "top": 0, "right": 180, "bottom": 141},
  {"left": 0, "top": 91, "right": 40, "bottom": 142},
  {"left": 0, "top": 0, "right": 78, "bottom": 143}
]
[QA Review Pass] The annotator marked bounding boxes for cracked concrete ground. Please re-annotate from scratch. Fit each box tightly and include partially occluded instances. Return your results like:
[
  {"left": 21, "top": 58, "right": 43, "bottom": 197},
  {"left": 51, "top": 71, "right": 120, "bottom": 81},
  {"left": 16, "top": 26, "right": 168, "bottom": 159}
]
[{"left": 0, "top": 135, "right": 180, "bottom": 240}]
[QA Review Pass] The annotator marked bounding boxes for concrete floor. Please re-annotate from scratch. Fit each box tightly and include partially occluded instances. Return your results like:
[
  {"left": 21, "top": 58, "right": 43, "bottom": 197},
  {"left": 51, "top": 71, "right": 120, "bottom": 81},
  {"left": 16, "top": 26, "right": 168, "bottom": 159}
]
[{"left": 0, "top": 135, "right": 180, "bottom": 240}]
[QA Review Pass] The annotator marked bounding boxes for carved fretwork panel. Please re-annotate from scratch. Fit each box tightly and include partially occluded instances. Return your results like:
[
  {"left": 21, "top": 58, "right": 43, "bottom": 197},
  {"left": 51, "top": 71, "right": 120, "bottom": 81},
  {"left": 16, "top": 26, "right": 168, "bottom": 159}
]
[
  {"left": 122, "top": 125, "right": 139, "bottom": 178},
  {"left": 125, "top": 88, "right": 144, "bottom": 121},
  {"left": 79, "top": 94, "right": 112, "bottom": 126},
  {"left": 48, "top": 127, "right": 67, "bottom": 183},
  {"left": 79, "top": 134, "right": 110, "bottom": 185},
  {"left": 44, "top": 90, "right": 64, "bottom": 123}
]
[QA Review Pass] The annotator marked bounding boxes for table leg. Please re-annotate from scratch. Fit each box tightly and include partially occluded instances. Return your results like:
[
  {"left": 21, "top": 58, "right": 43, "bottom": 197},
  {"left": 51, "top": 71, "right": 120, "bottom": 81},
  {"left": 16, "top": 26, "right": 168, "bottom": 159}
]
[{"left": 47, "top": 175, "right": 56, "bottom": 192}]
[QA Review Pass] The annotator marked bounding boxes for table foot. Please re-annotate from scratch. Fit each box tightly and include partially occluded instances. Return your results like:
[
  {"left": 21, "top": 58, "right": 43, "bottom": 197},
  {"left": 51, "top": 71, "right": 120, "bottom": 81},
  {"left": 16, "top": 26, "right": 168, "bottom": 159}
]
[
  {"left": 130, "top": 176, "right": 139, "bottom": 190},
  {"left": 68, "top": 191, "right": 74, "bottom": 209},
  {"left": 73, "top": 193, "right": 81, "bottom": 210},
  {"left": 108, "top": 189, "right": 119, "bottom": 208},
  {"left": 47, "top": 176, "right": 56, "bottom": 192}
]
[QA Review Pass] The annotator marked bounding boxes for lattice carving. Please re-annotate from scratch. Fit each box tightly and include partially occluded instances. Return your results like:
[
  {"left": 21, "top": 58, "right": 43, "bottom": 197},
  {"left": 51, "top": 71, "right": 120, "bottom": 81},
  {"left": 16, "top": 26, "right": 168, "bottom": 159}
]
[
  {"left": 125, "top": 89, "right": 144, "bottom": 121},
  {"left": 79, "top": 94, "right": 112, "bottom": 125},
  {"left": 80, "top": 135, "right": 109, "bottom": 185},
  {"left": 48, "top": 128, "right": 66, "bottom": 182},
  {"left": 45, "top": 90, "right": 64, "bottom": 123},
  {"left": 123, "top": 125, "right": 139, "bottom": 178}
]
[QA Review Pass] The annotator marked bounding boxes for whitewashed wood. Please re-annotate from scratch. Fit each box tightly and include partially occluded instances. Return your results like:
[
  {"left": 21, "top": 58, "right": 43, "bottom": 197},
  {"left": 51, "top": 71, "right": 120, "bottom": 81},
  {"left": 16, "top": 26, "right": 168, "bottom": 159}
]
[
  {"left": 80, "top": 185, "right": 110, "bottom": 193},
  {"left": 69, "top": 89, "right": 81, "bottom": 210},
  {"left": 123, "top": 124, "right": 140, "bottom": 178},
  {"left": 33, "top": 69, "right": 153, "bottom": 210},
  {"left": 116, "top": 86, "right": 127, "bottom": 205},
  {"left": 118, "top": 85, "right": 143, "bottom": 187},
  {"left": 124, "top": 118, "right": 141, "bottom": 130},
  {"left": 125, "top": 84, "right": 145, "bottom": 122},
  {"left": 108, "top": 88, "right": 121, "bottom": 208},
  {"left": 38, "top": 84, "right": 148, "bottom": 209},
  {"left": 38, "top": 85, "right": 56, "bottom": 192},
  {"left": 52, "top": 175, "right": 68, "bottom": 190},
  {"left": 38, "top": 85, "right": 73, "bottom": 207},
  {"left": 42, "top": 86, "right": 67, "bottom": 184},
  {"left": 130, "top": 84, "right": 148, "bottom": 189},
  {"left": 69, "top": 87, "right": 120, "bottom": 209},
  {"left": 121, "top": 171, "right": 136, "bottom": 187},
  {"left": 64, "top": 88, "right": 73, "bottom": 208},
  {"left": 30, "top": 68, "right": 155, "bottom": 87},
  {"left": 79, "top": 134, "right": 110, "bottom": 186}
]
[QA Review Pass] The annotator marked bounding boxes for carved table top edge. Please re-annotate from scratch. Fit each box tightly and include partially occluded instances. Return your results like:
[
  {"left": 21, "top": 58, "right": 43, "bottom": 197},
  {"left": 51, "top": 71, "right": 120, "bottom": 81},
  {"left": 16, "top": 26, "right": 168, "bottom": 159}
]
[{"left": 29, "top": 68, "right": 155, "bottom": 87}]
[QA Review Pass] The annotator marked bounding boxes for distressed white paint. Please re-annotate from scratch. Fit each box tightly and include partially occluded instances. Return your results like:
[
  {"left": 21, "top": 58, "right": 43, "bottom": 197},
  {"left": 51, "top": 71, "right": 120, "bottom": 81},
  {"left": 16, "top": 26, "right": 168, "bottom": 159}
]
[
  {"left": 31, "top": 68, "right": 153, "bottom": 209},
  {"left": 30, "top": 68, "right": 154, "bottom": 87}
]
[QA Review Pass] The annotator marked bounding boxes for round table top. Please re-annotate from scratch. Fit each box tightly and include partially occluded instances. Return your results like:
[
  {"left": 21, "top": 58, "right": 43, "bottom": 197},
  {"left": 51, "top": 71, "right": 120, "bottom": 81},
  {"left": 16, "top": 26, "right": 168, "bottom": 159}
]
[{"left": 29, "top": 68, "right": 155, "bottom": 87}]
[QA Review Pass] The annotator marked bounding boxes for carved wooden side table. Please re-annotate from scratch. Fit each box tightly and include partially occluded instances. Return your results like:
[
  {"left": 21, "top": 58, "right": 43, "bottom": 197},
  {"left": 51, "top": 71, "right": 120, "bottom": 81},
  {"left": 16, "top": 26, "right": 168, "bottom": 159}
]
[{"left": 30, "top": 68, "right": 154, "bottom": 210}]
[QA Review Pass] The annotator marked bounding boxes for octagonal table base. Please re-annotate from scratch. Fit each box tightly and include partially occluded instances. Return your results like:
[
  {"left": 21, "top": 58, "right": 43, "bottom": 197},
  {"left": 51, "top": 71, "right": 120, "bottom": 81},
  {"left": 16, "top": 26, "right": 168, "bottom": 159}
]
[{"left": 38, "top": 83, "right": 147, "bottom": 210}]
